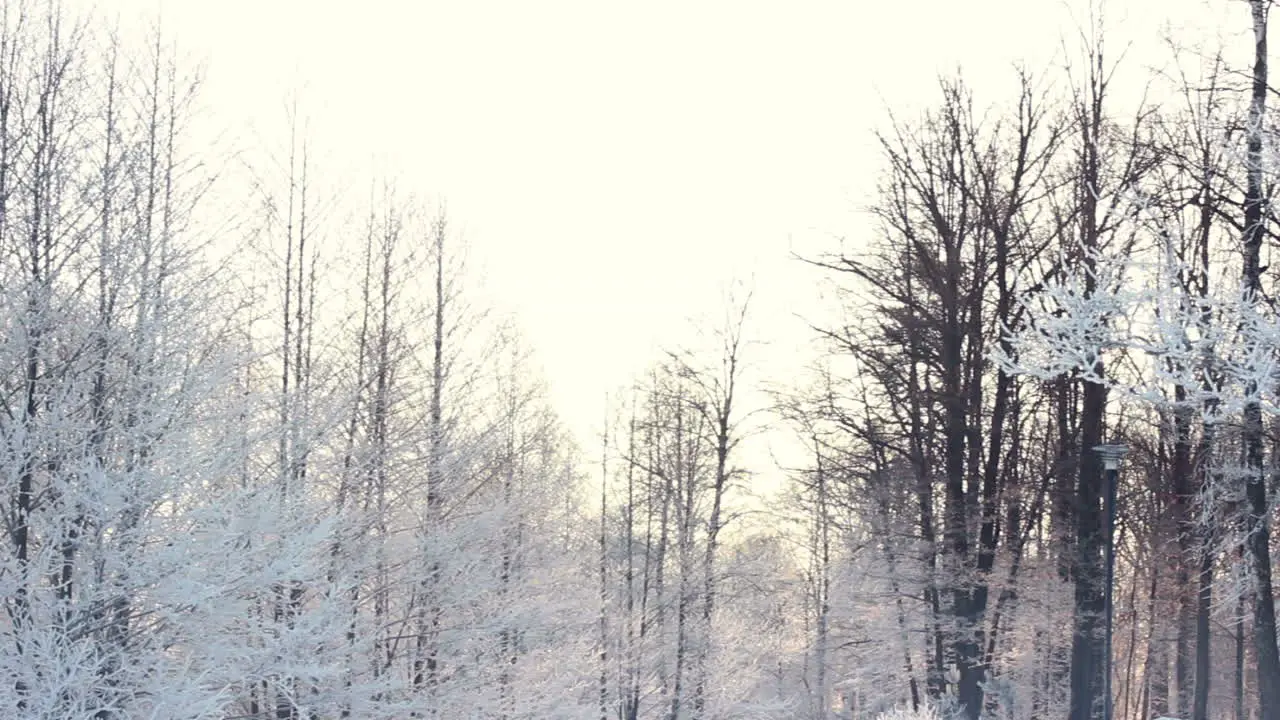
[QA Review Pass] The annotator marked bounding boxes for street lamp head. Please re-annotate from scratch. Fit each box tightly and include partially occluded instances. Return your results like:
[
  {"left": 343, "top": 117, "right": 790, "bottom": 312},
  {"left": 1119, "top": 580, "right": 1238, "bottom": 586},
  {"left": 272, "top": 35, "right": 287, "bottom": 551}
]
[{"left": 1094, "top": 444, "right": 1129, "bottom": 471}]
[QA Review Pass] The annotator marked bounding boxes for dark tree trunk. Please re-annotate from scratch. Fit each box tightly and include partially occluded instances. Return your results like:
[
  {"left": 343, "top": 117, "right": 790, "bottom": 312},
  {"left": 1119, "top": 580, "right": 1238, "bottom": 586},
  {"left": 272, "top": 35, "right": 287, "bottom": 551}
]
[
  {"left": 1068, "top": 31, "right": 1110, "bottom": 720},
  {"left": 1193, "top": 543, "right": 1212, "bottom": 720},
  {"left": 1069, "top": 375, "right": 1107, "bottom": 720},
  {"left": 1242, "top": 5, "right": 1280, "bottom": 719},
  {"left": 1172, "top": 393, "right": 1195, "bottom": 717}
]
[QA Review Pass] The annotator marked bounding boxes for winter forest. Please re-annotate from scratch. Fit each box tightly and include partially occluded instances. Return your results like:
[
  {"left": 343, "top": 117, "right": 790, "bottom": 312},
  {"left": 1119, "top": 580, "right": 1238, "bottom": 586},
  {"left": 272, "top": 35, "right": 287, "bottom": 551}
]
[{"left": 15, "top": 0, "right": 1280, "bottom": 719}]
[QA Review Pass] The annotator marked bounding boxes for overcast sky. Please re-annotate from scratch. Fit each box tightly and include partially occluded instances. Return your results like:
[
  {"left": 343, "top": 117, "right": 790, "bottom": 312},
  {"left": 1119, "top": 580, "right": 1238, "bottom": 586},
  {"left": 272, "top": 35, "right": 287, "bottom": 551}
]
[{"left": 91, "top": 0, "right": 1249, "bottom": 466}]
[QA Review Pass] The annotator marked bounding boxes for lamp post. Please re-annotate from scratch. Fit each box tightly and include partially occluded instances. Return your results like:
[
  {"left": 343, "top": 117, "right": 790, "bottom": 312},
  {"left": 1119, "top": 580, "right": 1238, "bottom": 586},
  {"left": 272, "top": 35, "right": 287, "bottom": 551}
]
[{"left": 1094, "top": 444, "right": 1128, "bottom": 720}]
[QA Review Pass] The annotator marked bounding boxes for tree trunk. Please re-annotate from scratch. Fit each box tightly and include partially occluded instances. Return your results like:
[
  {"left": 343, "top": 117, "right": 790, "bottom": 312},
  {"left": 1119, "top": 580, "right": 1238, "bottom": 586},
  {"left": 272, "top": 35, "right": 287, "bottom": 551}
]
[
  {"left": 1173, "top": 392, "right": 1195, "bottom": 718},
  {"left": 1069, "top": 34, "right": 1109, "bottom": 720},
  {"left": 1193, "top": 544, "right": 1212, "bottom": 720},
  {"left": 1242, "top": 5, "right": 1280, "bottom": 719}
]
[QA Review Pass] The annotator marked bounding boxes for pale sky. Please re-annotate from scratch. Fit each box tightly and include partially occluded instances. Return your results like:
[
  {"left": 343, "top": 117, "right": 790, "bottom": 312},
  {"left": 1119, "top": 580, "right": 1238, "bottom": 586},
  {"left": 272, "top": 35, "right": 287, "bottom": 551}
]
[{"left": 93, "top": 0, "right": 1247, "bottom": 468}]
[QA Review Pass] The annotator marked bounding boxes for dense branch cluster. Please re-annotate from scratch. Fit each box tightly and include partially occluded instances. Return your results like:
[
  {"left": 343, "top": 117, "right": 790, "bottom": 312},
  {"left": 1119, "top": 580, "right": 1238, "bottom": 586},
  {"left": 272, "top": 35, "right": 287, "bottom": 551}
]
[
  {"left": 784, "top": 3, "right": 1280, "bottom": 720},
  {"left": 0, "top": 5, "right": 598, "bottom": 718}
]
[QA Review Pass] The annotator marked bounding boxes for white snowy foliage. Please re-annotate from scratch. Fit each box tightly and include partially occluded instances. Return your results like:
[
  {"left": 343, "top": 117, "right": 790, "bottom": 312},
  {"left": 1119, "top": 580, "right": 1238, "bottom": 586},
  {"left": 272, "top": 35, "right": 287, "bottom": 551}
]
[{"left": 999, "top": 231, "right": 1280, "bottom": 423}]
